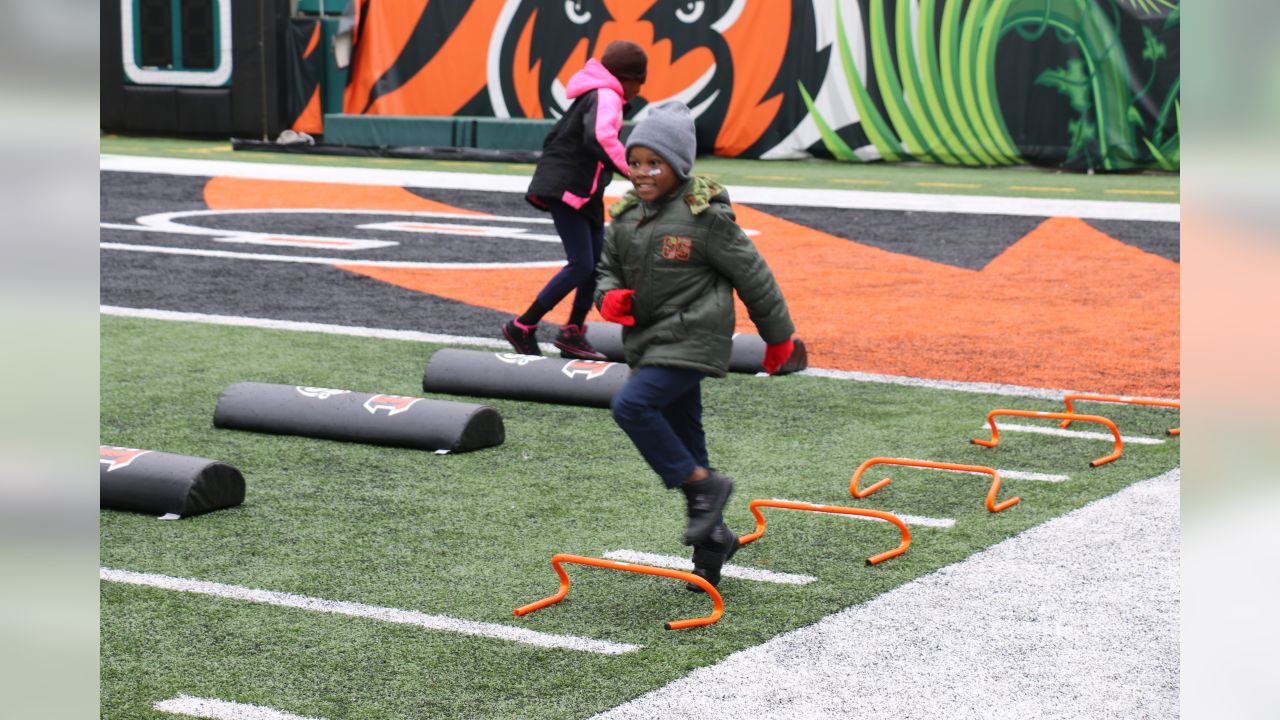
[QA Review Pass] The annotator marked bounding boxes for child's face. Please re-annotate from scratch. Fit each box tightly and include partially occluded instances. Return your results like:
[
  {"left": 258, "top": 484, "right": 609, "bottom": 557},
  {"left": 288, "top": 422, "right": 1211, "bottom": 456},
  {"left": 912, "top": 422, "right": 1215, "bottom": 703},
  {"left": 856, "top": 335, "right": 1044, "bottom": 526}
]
[
  {"left": 620, "top": 78, "right": 643, "bottom": 102},
  {"left": 628, "top": 146, "right": 680, "bottom": 202}
]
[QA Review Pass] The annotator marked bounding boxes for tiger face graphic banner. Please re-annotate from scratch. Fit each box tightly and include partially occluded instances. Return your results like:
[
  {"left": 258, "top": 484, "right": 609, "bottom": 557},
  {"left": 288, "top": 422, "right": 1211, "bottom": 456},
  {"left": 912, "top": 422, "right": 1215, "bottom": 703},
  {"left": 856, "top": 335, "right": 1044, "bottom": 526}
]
[{"left": 334, "top": 0, "right": 1179, "bottom": 170}]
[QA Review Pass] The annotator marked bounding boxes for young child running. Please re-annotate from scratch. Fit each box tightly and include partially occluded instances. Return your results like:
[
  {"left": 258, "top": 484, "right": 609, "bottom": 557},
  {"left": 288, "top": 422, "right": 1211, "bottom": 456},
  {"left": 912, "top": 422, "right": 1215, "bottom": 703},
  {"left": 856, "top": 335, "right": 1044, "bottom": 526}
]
[
  {"left": 595, "top": 101, "right": 796, "bottom": 590},
  {"left": 503, "top": 40, "right": 648, "bottom": 359}
]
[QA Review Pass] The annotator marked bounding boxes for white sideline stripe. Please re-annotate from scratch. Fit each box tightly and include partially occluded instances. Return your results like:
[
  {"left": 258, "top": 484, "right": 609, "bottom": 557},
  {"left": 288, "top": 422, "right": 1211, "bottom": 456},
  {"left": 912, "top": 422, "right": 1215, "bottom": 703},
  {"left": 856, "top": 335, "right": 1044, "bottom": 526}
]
[
  {"left": 998, "top": 469, "right": 1070, "bottom": 482},
  {"left": 100, "top": 155, "right": 1179, "bottom": 222},
  {"left": 768, "top": 499, "right": 955, "bottom": 529},
  {"left": 101, "top": 306, "right": 1120, "bottom": 401},
  {"left": 154, "top": 695, "right": 327, "bottom": 720},
  {"left": 602, "top": 550, "right": 817, "bottom": 586},
  {"left": 801, "top": 367, "right": 1089, "bottom": 402},
  {"left": 985, "top": 422, "right": 1165, "bottom": 445},
  {"left": 99, "top": 305, "right": 561, "bottom": 355},
  {"left": 100, "top": 568, "right": 639, "bottom": 655},
  {"left": 100, "top": 241, "right": 566, "bottom": 270}
]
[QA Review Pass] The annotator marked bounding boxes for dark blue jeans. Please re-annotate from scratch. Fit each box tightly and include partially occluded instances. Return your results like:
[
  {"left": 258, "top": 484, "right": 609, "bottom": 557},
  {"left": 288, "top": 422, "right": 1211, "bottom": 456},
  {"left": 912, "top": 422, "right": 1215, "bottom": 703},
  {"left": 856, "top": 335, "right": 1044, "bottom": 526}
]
[
  {"left": 535, "top": 201, "right": 604, "bottom": 317},
  {"left": 610, "top": 366, "right": 709, "bottom": 489}
]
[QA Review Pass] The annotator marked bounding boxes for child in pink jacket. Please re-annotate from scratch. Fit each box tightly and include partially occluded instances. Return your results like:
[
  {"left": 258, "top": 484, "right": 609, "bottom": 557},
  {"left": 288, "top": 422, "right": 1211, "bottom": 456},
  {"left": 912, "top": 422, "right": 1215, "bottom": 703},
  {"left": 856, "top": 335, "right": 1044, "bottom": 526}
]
[{"left": 502, "top": 40, "right": 647, "bottom": 360}]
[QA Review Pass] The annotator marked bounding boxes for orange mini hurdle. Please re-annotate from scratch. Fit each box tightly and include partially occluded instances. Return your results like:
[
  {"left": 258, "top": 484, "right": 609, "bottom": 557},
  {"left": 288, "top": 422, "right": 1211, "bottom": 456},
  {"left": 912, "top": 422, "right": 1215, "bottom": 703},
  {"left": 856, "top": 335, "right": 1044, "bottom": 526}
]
[
  {"left": 972, "top": 409, "right": 1123, "bottom": 467},
  {"left": 848, "top": 457, "right": 1020, "bottom": 513},
  {"left": 1059, "top": 394, "right": 1181, "bottom": 436},
  {"left": 513, "top": 553, "right": 723, "bottom": 630},
  {"left": 737, "top": 499, "right": 911, "bottom": 565}
]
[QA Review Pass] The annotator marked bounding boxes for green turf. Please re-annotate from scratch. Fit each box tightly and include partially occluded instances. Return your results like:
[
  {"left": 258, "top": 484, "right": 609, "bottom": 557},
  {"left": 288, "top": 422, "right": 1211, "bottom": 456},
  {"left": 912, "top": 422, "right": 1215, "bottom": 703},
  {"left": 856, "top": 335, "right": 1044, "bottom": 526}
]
[
  {"left": 100, "top": 134, "right": 1179, "bottom": 202},
  {"left": 100, "top": 316, "right": 1180, "bottom": 719}
]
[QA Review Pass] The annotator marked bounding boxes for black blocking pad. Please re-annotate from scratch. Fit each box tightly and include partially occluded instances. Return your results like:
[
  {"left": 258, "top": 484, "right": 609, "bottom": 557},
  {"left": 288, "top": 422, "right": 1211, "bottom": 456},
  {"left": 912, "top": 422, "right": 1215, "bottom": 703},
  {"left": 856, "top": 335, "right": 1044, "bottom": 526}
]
[
  {"left": 100, "top": 446, "right": 245, "bottom": 518},
  {"left": 422, "top": 349, "right": 629, "bottom": 408},
  {"left": 212, "top": 382, "right": 504, "bottom": 453},
  {"left": 584, "top": 323, "right": 808, "bottom": 375}
]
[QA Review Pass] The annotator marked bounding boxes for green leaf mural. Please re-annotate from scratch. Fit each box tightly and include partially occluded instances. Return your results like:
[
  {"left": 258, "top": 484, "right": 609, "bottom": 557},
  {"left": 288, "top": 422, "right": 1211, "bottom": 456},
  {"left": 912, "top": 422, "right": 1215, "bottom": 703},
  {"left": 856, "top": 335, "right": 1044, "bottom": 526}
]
[
  {"left": 808, "top": 0, "right": 1179, "bottom": 171},
  {"left": 1037, "top": 60, "right": 1094, "bottom": 114}
]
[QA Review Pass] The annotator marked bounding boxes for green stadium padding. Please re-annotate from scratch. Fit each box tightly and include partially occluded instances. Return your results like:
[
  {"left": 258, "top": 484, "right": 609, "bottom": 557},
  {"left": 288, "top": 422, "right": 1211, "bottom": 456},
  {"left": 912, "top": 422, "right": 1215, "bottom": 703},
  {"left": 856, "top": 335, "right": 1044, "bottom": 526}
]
[
  {"left": 472, "top": 117, "right": 556, "bottom": 151},
  {"left": 324, "top": 114, "right": 458, "bottom": 148}
]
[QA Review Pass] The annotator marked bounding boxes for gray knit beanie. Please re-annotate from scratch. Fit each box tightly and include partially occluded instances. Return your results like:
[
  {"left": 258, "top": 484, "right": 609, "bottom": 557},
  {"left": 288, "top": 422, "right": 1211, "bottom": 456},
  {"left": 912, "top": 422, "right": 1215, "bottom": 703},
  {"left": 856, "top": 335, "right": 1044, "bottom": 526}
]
[{"left": 625, "top": 101, "right": 696, "bottom": 180}]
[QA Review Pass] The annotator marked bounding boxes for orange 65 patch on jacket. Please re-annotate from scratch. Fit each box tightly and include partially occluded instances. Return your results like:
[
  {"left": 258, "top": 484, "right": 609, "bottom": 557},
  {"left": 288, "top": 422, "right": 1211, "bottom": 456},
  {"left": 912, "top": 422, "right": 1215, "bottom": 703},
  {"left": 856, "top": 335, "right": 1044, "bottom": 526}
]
[{"left": 661, "top": 235, "right": 693, "bottom": 261}]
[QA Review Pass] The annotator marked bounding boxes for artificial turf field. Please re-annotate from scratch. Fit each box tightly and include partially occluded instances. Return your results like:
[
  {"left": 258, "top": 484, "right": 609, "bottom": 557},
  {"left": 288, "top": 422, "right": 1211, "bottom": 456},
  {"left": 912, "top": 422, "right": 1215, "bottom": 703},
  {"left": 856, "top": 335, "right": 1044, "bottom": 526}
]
[{"left": 100, "top": 137, "right": 1179, "bottom": 718}]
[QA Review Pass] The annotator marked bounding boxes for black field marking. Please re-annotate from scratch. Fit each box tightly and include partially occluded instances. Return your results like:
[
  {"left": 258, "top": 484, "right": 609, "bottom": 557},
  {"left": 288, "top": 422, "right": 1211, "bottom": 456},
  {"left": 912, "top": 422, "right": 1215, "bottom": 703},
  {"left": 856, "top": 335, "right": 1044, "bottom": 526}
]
[
  {"left": 404, "top": 186, "right": 547, "bottom": 217},
  {"left": 99, "top": 252, "right": 511, "bottom": 336},
  {"left": 100, "top": 172, "right": 210, "bottom": 223},
  {"left": 752, "top": 205, "right": 1047, "bottom": 270},
  {"left": 1083, "top": 219, "right": 1180, "bottom": 262},
  {"left": 102, "top": 171, "right": 566, "bottom": 264}
]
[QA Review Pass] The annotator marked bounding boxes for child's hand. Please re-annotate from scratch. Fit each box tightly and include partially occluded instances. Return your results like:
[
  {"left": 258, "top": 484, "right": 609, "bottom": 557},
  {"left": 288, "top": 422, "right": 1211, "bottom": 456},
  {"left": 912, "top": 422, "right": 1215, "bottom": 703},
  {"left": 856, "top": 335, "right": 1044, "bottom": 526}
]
[
  {"left": 762, "top": 337, "right": 795, "bottom": 375},
  {"left": 601, "top": 289, "right": 636, "bottom": 326}
]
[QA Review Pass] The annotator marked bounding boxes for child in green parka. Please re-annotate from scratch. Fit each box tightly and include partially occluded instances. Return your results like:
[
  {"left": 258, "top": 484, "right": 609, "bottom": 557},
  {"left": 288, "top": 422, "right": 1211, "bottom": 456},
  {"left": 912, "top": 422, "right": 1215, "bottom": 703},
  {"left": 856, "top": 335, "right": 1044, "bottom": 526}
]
[{"left": 595, "top": 101, "right": 796, "bottom": 591}]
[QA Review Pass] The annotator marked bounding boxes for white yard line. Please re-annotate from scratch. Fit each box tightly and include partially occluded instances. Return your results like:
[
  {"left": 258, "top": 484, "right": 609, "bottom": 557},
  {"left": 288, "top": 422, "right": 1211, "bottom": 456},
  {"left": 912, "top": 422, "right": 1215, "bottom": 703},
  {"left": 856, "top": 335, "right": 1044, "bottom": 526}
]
[
  {"left": 100, "top": 568, "right": 639, "bottom": 655},
  {"left": 985, "top": 422, "right": 1165, "bottom": 445},
  {"left": 590, "top": 470, "right": 1180, "bottom": 719},
  {"left": 101, "top": 306, "right": 1122, "bottom": 400},
  {"left": 155, "top": 695, "right": 328, "bottom": 720},
  {"left": 99, "top": 305, "right": 560, "bottom": 354},
  {"left": 602, "top": 550, "right": 817, "bottom": 585},
  {"left": 100, "top": 154, "right": 1179, "bottom": 222}
]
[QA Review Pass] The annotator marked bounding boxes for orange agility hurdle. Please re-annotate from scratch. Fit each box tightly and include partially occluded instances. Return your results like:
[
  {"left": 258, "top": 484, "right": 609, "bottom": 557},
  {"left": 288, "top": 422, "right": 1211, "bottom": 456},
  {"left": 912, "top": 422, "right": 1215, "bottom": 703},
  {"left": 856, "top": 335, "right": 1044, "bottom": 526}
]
[
  {"left": 972, "top": 409, "right": 1123, "bottom": 467},
  {"left": 848, "top": 457, "right": 1020, "bottom": 513},
  {"left": 513, "top": 553, "right": 723, "bottom": 630},
  {"left": 737, "top": 499, "right": 911, "bottom": 565},
  {"left": 1059, "top": 394, "right": 1181, "bottom": 436}
]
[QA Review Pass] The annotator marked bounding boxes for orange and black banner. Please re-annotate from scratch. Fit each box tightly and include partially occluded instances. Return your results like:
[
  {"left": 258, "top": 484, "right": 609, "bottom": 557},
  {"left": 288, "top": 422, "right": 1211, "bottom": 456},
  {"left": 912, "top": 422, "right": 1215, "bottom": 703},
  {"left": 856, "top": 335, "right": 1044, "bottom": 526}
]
[
  {"left": 286, "top": 19, "right": 325, "bottom": 135},
  {"left": 325, "top": 0, "right": 1180, "bottom": 170}
]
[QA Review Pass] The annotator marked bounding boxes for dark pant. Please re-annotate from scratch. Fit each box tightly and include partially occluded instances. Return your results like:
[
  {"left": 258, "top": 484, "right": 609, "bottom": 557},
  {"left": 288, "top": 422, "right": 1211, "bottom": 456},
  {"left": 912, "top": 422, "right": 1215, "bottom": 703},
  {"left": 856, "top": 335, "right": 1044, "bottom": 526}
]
[
  {"left": 535, "top": 202, "right": 604, "bottom": 318},
  {"left": 610, "top": 366, "right": 709, "bottom": 489}
]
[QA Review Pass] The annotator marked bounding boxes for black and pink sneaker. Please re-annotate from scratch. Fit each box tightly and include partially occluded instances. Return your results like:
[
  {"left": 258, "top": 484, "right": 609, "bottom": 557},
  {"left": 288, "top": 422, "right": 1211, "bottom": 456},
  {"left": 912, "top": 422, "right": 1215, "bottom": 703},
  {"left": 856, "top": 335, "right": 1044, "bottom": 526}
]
[
  {"left": 553, "top": 323, "right": 607, "bottom": 361},
  {"left": 502, "top": 319, "right": 542, "bottom": 356}
]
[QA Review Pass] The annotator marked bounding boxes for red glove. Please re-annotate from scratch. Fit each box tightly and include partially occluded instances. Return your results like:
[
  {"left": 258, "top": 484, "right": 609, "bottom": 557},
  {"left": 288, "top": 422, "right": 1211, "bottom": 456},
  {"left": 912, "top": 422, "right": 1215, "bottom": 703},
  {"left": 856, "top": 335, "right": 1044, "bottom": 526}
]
[
  {"left": 600, "top": 289, "right": 636, "bottom": 326},
  {"left": 762, "top": 337, "right": 795, "bottom": 375}
]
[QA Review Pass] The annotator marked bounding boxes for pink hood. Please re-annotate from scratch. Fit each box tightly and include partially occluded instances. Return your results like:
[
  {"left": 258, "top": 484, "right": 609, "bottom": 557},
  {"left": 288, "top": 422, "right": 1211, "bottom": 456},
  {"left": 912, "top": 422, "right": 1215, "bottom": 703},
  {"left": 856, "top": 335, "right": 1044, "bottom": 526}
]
[{"left": 565, "top": 59, "right": 624, "bottom": 99}]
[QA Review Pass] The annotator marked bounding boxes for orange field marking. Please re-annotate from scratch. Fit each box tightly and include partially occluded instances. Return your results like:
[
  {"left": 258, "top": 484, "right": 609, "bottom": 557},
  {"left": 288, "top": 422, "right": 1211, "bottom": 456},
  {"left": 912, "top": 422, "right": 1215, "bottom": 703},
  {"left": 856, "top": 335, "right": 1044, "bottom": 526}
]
[
  {"left": 848, "top": 457, "right": 1020, "bottom": 513},
  {"left": 203, "top": 178, "right": 1179, "bottom": 397},
  {"left": 514, "top": 553, "right": 723, "bottom": 630}
]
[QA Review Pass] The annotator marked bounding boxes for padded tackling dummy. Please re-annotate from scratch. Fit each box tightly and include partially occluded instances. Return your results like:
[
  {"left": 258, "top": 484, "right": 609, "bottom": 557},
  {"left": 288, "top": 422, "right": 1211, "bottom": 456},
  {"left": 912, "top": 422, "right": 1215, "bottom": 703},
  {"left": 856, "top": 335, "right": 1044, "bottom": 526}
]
[
  {"left": 584, "top": 322, "right": 808, "bottom": 375},
  {"left": 213, "top": 382, "right": 504, "bottom": 453},
  {"left": 100, "top": 445, "right": 245, "bottom": 518},
  {"left": 422, "top": 349, "right": 629, "bottom": 408}
]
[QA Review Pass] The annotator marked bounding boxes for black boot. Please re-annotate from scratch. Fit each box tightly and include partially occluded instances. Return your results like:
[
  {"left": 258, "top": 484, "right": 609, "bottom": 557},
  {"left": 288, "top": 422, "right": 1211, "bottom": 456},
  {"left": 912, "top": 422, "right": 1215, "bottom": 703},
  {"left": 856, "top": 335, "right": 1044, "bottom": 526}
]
[
  {"left": 686, "top": 523, "right": 740, "bottom": 593},
  {"left": 680, "top": 470, "right": 733, "bottom": 546}
]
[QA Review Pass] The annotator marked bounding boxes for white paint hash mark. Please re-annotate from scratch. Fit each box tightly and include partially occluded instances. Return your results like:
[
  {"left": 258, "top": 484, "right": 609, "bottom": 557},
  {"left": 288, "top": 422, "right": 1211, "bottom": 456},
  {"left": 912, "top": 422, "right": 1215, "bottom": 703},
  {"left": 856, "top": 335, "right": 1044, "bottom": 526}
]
[
  {"left": 998, "top": 469, "right": 1070, "bottom": 482},
  {"left": 886, "top": 513, "right": 955, "bottom": 529},
  {"left": 101, "top": 568, "right": 639, "bottom": 655},
  {"left": 767, "top": 499, "right": 955, "bottom": 529},
  {"left": 985, "top": 422, "right": 1165, "bottom": 445},
  {"left": 154, "top": 695, "right": 328, "bottom": 720},
  {"left": 602, "top": 550, "right": 817, "bottom": 585}
]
